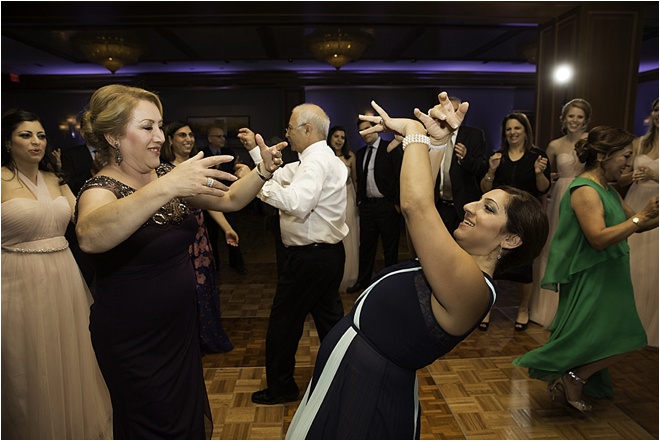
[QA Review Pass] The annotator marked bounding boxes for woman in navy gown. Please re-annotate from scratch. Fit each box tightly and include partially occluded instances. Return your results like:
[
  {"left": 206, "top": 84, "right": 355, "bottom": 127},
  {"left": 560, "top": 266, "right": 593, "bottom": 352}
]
[
  {"left": 161, "top": 121, "right": 234, "bottom": 354},
  {"left": 75, "top": 84, "right": 285, "bottom": 439},
  {"left": 286, "top": 93, "right": 549, "bottom": 439}
]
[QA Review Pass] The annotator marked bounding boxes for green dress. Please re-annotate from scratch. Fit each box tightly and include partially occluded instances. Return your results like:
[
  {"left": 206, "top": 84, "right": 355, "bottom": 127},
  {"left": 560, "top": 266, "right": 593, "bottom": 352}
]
[{"left": 513, "top": 178, "right": 647, "bottom": 399}]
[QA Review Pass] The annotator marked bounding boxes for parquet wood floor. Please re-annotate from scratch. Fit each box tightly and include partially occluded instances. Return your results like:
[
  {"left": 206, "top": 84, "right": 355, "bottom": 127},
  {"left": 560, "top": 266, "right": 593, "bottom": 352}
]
[{"left": 204, "top": 208, "right": 658, "bottom": 440}]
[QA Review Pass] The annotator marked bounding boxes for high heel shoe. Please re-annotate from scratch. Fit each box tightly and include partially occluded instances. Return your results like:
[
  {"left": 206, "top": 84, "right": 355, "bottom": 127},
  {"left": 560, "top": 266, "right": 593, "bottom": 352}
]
[
  {"left": 514, "top": 321, "right": 528, "bottom": 331},
  {"left": 548, "top": 372, "right": 592, "bottom": 415}
]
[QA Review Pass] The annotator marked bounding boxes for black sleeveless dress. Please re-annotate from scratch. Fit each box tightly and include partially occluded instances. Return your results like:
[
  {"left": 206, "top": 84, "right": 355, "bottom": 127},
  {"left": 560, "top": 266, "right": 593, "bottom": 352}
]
[
  {"left": 286, "top": 259, "right": 496, "bottom": 439},
  {"left": 77, "top": 167, "right": 212, "bottom": 439}
]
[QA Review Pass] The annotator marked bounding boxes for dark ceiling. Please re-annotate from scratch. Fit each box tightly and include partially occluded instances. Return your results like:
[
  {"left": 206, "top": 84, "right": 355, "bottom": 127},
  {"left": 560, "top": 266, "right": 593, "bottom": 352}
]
[{"left": 2, "top": 2, "right": 658, "bottom": 87}]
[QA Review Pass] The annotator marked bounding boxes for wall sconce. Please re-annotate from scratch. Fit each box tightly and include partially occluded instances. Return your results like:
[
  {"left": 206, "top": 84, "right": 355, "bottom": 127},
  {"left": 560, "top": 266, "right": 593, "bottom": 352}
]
[
  {"left": 305, "top": 28, "right": 373, "bottom": 70},
  {"left": 59, "top": 116, "right": 81, "bottom": 139},
  {"left": 72, "top": 32, "right": 145, "bottom": 74},
  {"left": 554, "top": 64, "right": 574, "bottom": 84}
]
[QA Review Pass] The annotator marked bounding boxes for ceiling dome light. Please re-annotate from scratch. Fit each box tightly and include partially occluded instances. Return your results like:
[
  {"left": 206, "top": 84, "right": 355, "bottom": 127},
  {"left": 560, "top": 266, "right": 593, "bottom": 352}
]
[
  {"left": 73, "top": 32, "right": 145, "bottom": 74},
  {"left": 305, "top": 28, "right": 373, "bottom": 70}
]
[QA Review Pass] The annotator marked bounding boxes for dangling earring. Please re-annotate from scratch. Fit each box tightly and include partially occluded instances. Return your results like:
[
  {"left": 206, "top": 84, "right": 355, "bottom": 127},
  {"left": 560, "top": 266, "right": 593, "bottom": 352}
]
[
  {"left": 5, "top": 142, "right": 11, "bottom": 152},
  {"left": 113, "top": 141, "right": 123, "bottom": 165},
  {"left": 497, "top": 246, "right": 503, "bottom": 260}
]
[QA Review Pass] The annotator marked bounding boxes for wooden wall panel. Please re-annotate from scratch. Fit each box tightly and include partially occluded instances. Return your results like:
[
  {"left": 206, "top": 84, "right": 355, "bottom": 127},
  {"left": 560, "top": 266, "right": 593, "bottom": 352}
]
[{"left": 535, "top": 4, "right": 644, "bottom": 149}]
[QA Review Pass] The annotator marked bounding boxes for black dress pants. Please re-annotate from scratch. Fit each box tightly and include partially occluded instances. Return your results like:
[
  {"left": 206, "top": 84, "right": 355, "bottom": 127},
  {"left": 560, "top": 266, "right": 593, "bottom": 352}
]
[
  {"left": 265, "top": 242, "right": 345, "bottom": 395},
  {"left": 355, "top": 198, "right": 401, "bottom": 287},
  {"left": 436, "top": 200, "right": 461, "bottom": 237}
]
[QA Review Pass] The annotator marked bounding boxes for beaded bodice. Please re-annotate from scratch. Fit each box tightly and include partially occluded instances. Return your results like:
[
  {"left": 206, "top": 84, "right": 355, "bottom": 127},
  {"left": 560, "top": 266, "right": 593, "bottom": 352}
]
[{"left": 74, "top": 164, "right": 190, "bottom": 228}]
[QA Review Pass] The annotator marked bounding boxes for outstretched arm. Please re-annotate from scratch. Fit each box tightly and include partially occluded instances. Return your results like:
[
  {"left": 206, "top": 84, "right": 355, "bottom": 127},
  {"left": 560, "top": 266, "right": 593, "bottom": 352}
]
[
  {"left": 359, "top": 92, "right": 491, "bottom": 335},
  {"left": 189, "top": 134, "right": 286, "bottom": 213}
]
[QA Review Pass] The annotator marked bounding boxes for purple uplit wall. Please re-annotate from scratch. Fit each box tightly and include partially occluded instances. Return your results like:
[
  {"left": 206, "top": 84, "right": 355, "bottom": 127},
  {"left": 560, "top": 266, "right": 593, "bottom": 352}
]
[{"left": 634, "top": 79, "right": 659, "bottom": 137}]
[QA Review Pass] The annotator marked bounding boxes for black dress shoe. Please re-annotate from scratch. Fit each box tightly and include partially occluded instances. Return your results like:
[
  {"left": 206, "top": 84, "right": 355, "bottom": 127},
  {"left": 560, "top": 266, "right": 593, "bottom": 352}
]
[
  {"left": 251, "top": 388, "right": 298, "bottom": 405},
  {"left": 231, "top": 264, "right": 248, "bottom": 275},
  {"left": 346, "top": 283, "right": 365, "bottom": 293}
]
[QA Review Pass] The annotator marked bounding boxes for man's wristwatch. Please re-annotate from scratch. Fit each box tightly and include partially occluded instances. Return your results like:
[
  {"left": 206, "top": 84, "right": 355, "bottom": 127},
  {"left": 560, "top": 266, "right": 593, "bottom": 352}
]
[{"left": 632, "top": 216, "right": 640, "bottom": 228}]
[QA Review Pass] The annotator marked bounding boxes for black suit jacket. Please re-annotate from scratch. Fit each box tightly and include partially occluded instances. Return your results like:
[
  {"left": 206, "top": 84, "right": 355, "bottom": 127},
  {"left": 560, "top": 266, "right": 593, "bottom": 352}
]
[
  {"left": 355, "top": 139, "right": 403, "bottom": 206},
  {"left": 436, "top": 125, "right": 489, "bottom": 219},
  {"left": 61, "top": 143, "right": 94, "bottom": 196},
  {"left": 202, "top": 145, "right": 237, "bottom": 187}
]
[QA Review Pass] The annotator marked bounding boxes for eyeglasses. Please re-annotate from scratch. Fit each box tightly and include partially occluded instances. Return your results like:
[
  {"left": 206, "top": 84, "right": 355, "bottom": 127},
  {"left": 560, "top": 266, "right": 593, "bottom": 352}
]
[
  {"left": 208, "top": 134, "right": 226, "bottom": 138},
  {"left": 285, "top": 122, "right": 306, "bottom": 134}
]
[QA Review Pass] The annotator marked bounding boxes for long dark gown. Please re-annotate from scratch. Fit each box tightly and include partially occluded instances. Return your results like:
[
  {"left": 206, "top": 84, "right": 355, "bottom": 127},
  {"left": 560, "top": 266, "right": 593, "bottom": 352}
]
[
  {"left": 77, "top": 167, "right": 212, "bottom": 439},
  {"left": 189, "top": 207, "right": 234, "bottom": 354},
  {"left": 286, "top": 259, "right": 496, "bottom": 439}
]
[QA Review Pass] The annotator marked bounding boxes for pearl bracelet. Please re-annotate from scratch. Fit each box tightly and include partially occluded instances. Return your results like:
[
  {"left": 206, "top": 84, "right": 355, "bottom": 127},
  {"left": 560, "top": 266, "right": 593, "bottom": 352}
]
[
  {"left": 428, "top": 141, "right": 449, "bottom": 151},
  {"left": 401, "top": 134, "right": 430, "bottom": 150}
]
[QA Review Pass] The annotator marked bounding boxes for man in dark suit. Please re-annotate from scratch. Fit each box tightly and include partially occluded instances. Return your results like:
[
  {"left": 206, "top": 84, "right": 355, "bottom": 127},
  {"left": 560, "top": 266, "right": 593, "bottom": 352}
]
[
  {"left": 202, "top": 124, "right": 248, "bottom": 274},
  {"left": 346, "top": 119, "right": 403, "bottom": 293},
  {"left": 434, "top": 96, "right": 489, "bottom": 234},
  {"left": 60, "top": 141, "right": 96, "bottom": 286}
]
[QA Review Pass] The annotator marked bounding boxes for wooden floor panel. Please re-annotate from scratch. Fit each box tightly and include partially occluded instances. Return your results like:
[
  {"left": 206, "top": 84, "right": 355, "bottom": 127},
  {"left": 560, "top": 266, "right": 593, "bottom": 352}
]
[{"left": 203, "top": 209, "right": 658, "bottom": 439}]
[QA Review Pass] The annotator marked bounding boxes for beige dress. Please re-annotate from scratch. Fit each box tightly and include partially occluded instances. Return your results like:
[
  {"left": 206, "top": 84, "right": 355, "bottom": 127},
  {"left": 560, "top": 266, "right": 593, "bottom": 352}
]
[
  {"left": 624, "top": 154, "right": 659, "bottom": 347},
  {"left": 530, "top": 151, "right": 584, "bottom": 327},
  {"left": 341, "top": 169, "right": 360, "bottom": 291},
  {"left": 1, "top": 170, "right": 112, "bottom": 439}
]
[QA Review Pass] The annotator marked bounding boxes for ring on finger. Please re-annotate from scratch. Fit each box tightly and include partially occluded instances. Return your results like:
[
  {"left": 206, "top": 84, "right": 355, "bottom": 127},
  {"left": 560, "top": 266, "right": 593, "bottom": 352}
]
[
  {"left": 379, "top": 118, "right": 384, "bottom": 126},
  {"left": 206, "top": 177, "right": 215, "bottom": 188}
]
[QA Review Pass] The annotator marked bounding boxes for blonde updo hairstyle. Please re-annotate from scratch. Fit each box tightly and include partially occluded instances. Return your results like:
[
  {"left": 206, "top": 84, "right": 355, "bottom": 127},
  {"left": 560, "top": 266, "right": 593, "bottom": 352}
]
[
  {"left": 559, "top": 98, "right": 592, "bottom": 135},
  {"left": 574, "top": 126, "right": 635, "bottom": 171},
  {"left": 81, "top": 84, "right": 163, "bottom": 167}
]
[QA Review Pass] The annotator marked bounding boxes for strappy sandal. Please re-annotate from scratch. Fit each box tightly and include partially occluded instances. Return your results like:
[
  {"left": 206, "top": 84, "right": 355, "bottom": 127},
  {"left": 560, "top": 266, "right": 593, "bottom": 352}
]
[{"left": 548, "top": 371, "right": 592, "bottom": 416}]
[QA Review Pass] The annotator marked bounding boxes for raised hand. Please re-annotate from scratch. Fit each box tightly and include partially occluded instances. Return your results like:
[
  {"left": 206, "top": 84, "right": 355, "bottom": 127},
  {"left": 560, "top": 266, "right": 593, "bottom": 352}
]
[
  {"left": 161, "top": 151, "right": 236, "bottom": 198},
  {"left": 534, "top": 155, "right": 549, "bottom": 174},
  {"left": 455, "top": 142, "right": 467, "bottom": 161},
  {"left": 419, "top": 91, "right": 469, "bottom": 144},
  {"left": 488, "top": 152, "right": 502, "bottom": 171},
  {"left": 633, "top": 166, "right": 657, "bottom": 183},
  {"left": 359, "top": 100, "right": 425, "bottom": 139},
  {"left": 238, "top": 127, "right": 257, "bottom": 151},
  {"left": 640, "top": 195, "right": 659, "bottom": 222},
  {"left": 255, "top": 134, "right": 287, "bottom": 173},
  {"left": 52, "top": 147, "right": 62, "bottom": 169}
]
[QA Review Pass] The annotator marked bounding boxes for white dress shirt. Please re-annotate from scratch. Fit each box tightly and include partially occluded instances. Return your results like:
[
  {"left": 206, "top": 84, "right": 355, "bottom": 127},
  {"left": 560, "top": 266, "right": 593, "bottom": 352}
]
[
  {"left": 439, "top": 130, "right": 457, "bottom": 200},
  {"left": 364, "top": 136, "right": 385, "bottom": 199},
  {"left": 258, "top": 141, "right": 349, "bottom": 247}
]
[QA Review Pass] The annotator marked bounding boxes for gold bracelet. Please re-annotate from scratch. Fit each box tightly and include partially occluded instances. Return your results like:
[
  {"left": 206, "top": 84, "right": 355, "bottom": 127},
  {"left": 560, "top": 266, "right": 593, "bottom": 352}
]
[
  {"left": 483, "top": 175, "right": 494, "bottom": 182},
  {"left": 256, "top": 162, "right": 272, "bottom": 181}
]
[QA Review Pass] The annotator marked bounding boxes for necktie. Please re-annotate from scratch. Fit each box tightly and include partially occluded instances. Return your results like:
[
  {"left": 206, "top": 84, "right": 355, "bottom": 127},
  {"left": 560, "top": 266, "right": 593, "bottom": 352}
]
[
  {"left": 440, "top": 134, "right": 454, "bottom": 200},
  {"left": 361, "top": 146, "right": 374, "bottom": 200}
]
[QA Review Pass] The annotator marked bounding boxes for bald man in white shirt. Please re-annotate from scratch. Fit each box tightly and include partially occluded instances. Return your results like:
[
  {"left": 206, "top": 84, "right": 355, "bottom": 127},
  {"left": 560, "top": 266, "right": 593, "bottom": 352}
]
[{"left": 242, "top": 104, "right": 349, "bottom": 405}]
